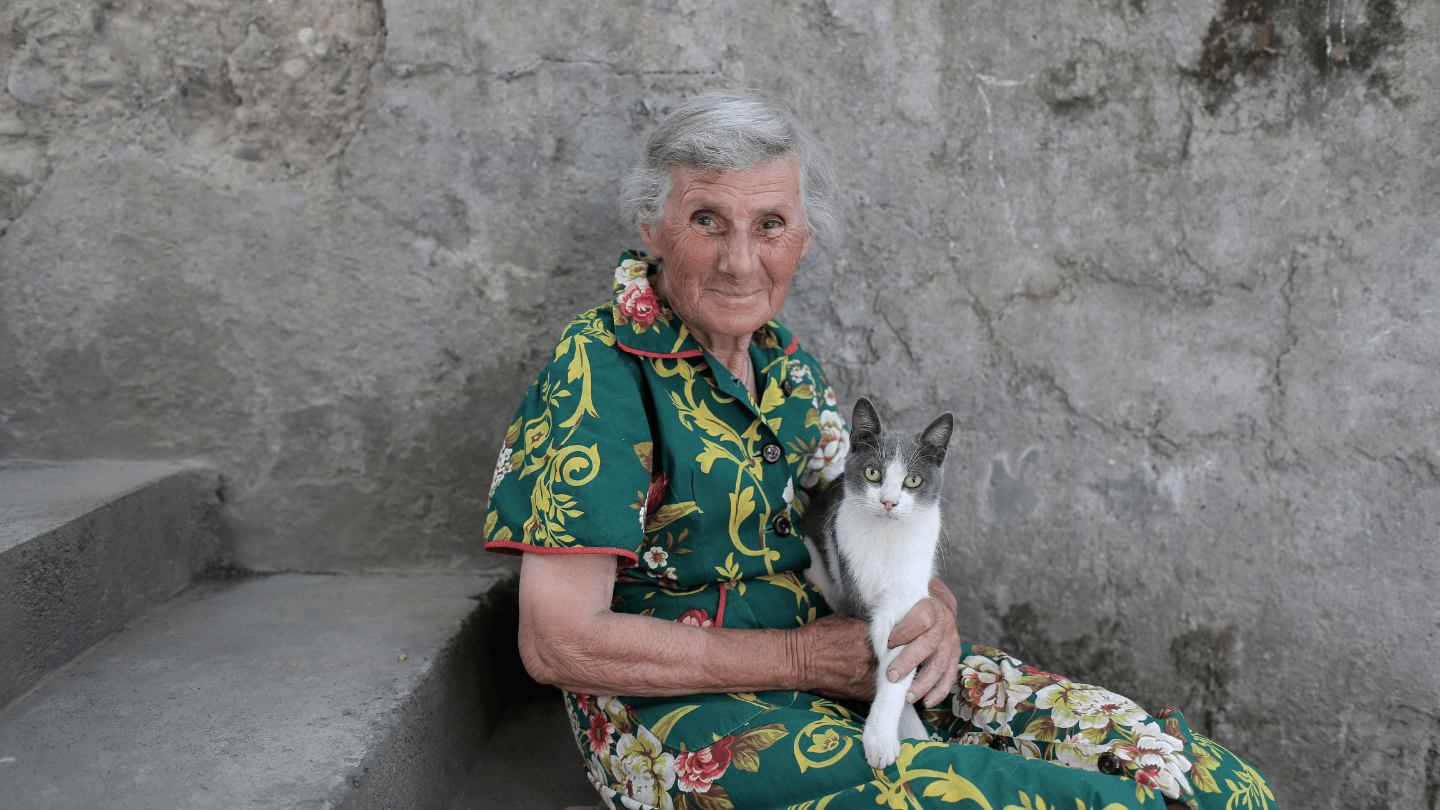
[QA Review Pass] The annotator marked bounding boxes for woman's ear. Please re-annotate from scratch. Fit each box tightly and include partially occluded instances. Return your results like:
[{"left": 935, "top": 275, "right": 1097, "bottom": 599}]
[{"left": 637, "top": 219, "right": 662, "bottom": 259}]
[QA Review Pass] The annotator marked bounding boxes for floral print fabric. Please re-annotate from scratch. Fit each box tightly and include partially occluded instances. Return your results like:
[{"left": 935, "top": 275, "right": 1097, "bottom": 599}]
[
  {"left": 485, "top": 251, "right": 1276, "bottom": 810},
  {"left": 568, "top": 645, "right": 1274, "bottom": 810}
]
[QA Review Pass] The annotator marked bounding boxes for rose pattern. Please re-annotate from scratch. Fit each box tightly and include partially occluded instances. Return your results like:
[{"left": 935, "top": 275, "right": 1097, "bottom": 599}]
[
  {"left": 618, "top": 283, "right": 660, "bottom": 327},
  {"left": 676, "top": 609, "right": 713, "bottom": 628},
  {"left": 673, "top": 736, "right": 733, "bottom": 793}
]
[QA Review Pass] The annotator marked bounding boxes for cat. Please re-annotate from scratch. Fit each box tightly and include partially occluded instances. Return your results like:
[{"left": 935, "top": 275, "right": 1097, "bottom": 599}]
[{"left": 802, "top": 396, "right": 954, "bottom": 769}]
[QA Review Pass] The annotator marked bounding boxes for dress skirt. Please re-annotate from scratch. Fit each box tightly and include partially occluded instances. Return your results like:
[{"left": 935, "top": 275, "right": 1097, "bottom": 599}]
[{"left": 563, "top": 644, "right": 1275, "bottom": 810}]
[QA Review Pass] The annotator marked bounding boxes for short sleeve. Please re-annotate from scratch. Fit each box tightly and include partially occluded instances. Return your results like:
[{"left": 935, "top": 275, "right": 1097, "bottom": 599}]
[{"left": 483, "top": 309, "right": 653, "bottom": 567}]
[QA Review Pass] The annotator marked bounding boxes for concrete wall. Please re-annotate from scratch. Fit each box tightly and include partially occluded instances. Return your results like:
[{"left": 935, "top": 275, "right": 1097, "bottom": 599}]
[{"left": 1, "top": 0, "right": 1436, "bottom": 805}]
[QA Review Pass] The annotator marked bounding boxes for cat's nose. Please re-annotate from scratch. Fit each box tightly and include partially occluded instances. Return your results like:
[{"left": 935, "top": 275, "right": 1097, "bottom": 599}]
[{"left": 882, "top": 500, "right": 897, "bottom": 513}]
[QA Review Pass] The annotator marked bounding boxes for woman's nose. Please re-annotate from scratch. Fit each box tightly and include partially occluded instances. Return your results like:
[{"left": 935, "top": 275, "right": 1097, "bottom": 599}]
[{"left": 717, "top": 231, "right": 762, "bottom": 279}]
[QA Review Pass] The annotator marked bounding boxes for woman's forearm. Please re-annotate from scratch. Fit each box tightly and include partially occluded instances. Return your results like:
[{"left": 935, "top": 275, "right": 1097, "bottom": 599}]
[
  {"left": 517, "top": 552, "right": 876, "bottom": 698},
  {"left": 522, "top": 608, "right": 804, "bottom": 696}
]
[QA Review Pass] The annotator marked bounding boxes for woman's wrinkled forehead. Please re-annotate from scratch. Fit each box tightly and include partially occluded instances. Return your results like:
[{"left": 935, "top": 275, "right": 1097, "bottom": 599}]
[{"left": 662, "top": 158, "right": 804, "bottom": 218}]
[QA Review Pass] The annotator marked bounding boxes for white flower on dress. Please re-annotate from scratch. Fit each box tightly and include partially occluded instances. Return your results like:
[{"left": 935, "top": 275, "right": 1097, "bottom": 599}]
[
  {"left": 955, "top": 654, "right": 1034, "bottom": 729},
  {"left": 615, "top": 258, "right": 650, "bottom": 288},
  {"left": 823, "top": 385, "right": 837, "bottom": 407},
  {"left": 643, "top": 547, "right": 668, "bottom": 569},
  {"left": 610, "top": 727, "right": 676, "bottom": 810},
  {"left": 1033, "top": 683, "right": 1148, "bottom": 730},
  {"left": 1114, "top": 721, "right": 1193, "bottom": 800},
  {"left": 1053, "top": 734, "right": 1105, "bottom": 770},
  {"left": 490, "top": 447, "right": 514, "bottom": 496},
  {"left": 801, "top": 409, "right": 849, "bottom": 487},
  {"left": 782, "top": 477, "right": 795, "bottom": 509}
]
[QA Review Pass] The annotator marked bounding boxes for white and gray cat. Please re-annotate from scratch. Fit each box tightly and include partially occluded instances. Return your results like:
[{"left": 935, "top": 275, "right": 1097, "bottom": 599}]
[{"left": 802, "top": 397, "right": 954, "bottom": 769}]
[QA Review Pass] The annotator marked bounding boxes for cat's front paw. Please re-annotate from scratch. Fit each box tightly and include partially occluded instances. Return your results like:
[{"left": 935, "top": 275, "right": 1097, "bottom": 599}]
[{"left": 863, "top": 731, "right": 902, "bottom": 769}]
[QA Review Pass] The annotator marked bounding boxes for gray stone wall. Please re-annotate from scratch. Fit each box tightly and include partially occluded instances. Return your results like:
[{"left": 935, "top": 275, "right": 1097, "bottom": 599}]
[{"left": 2, "top": 0, "right": 1436, "bottom": 806}]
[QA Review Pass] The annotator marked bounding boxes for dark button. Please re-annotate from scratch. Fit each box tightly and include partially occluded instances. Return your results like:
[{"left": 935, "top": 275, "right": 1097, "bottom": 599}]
[
  {"left": 1097, "top": 751, "right": 1123, "bottom": 775},
  {"left": 781, "top": 378, "right": 794, "bottom": 396},
  {"left": 773, "top": 514, "right": 792, "bottom": 536},
  {"left": 987, "top": 736, "right": 1007, "bottom": 752},
  {"left": 761, "top": 443, "right": 783, "bottom": 463}
]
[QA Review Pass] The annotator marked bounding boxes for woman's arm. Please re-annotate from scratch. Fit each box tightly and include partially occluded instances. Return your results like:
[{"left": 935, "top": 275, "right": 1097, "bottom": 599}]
[{"left": 517, "top": 552, "right": 877, "bottom": 699}]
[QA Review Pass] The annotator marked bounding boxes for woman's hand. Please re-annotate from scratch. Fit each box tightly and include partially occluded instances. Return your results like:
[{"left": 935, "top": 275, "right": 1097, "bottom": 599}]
[{"left": 884, "top": 576, "right": 961, "bottom": 709}]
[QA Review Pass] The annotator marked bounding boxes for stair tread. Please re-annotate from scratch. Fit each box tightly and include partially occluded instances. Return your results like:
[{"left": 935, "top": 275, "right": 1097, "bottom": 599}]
[
  {"left": 0, "top": 570, "right": 508, "bottom": 810},
  {"left": 0, "top": 460, "right": 189, "bottom": 554}
]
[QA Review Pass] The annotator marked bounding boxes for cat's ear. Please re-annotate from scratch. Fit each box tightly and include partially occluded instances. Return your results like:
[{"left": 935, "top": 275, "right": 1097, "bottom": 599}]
[
  {"left": 920, "top": 412, "right": 954, "bottom": 461},
  {"left": 851, "top": 397, "right": 882, "bottom": 441}
]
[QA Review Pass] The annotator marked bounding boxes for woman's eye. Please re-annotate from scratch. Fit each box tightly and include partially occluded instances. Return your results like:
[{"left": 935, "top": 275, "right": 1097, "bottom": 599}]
[
  {"left": 864, "top": 467, "right": 880, "bottom": 482},
  {"left": 904, "top": 475, "right": 923, "bottom": 488},
  {"left": 761, "top": 218, "right": 782, "bottom": 230},
  {"left": 694, "top": 214, "right": 714, "bottom": 227}
]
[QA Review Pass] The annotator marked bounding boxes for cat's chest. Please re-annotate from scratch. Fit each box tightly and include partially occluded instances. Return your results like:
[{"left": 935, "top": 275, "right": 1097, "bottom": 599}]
[{"left": 833, "top": 506, "right": 939, "bottom": 605}]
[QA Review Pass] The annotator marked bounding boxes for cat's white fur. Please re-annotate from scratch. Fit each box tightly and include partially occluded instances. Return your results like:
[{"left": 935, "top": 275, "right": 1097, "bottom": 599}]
[{"left": 805, "top": 454, "right": 941, "bottom": 769}]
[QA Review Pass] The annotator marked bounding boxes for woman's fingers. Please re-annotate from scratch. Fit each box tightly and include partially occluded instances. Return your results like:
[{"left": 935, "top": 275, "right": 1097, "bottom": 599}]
[{"left": 885, "top": 579, "right": 962, "bottom": 707}]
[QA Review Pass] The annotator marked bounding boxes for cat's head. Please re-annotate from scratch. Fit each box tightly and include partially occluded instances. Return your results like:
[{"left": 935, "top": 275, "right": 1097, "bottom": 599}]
[{"left": 842, "top": 397, "right": 954, "bottom": 520}]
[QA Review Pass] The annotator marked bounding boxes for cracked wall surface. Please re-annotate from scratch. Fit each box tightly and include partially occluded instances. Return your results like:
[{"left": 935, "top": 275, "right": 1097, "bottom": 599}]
[{"left": 1, "top": 0, "right": 1437, "bottom": 806}]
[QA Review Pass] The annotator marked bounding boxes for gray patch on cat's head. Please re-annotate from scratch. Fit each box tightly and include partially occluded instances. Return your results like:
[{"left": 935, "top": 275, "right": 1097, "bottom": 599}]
[{"left": 844, "top": 397, "right": 954, "bottom": 504}]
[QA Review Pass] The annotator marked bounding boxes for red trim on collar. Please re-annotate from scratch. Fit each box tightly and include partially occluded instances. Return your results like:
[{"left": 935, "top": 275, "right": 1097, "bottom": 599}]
[
  {"left": 484, "top": 540, "right": 640, "bottom": 568},
  {"left": 714, "top": 583, "right": 727, "bottom": 628},
  {"left": 617, "top": 343, "right": 704, "bottom": 360},
  {"left": 783, "top": 335, "right": 799, "bottom": 356}
]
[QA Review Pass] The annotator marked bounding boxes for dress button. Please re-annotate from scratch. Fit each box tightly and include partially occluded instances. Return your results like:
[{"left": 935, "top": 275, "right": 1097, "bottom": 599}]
[
  {"left": 1097, "top": 751, "right": 1123, "bottom": 775},
  {"left": 987, "top": 736, "right": 1007, "bottom": 752},
  {"left": 781, "top": 378, "right": 794, "bottom": 396},
  {"left": 761, "top": 443, "right": 783, "bottom": 463},
  {"left": 773, "top": 514, "right": 792, "bottom": 536}
]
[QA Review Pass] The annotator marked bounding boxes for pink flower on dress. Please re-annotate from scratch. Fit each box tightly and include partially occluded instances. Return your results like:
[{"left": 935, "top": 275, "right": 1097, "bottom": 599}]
[
  {"left": 673, "top": 736, "right": 733, "bottom": 793},
  {"left": 586, "top": 712, "right": 616, "bottom": 755},
  {"left": 676, "top": 609, "right": 713, "bottom": 628},
  {"left": 618, "top": 283, "right": 659, "bottom": 327}
]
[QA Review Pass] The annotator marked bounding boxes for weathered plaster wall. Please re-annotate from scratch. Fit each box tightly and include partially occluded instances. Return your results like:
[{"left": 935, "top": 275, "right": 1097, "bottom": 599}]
[{"left": 1, "top": 0, "right": 1436, "bottom": 806}]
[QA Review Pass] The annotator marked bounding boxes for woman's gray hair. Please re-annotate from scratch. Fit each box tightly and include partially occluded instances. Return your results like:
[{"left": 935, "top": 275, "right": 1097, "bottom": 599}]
[{"left": 620, "top": 89, "right": 842, "bottom": 242}]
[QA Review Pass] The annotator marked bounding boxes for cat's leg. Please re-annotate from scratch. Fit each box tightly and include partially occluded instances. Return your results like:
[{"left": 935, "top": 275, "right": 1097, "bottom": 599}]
[
  {"left": 862, "top": 605, "right": 917, "bottom": 769},
  {"left": 898, "top": 701, "right": 928, "bottom": 741}
]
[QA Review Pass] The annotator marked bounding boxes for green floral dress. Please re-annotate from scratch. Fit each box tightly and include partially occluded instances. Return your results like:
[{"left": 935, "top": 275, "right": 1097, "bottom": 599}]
[{"left": 484, "top": 252, "right": 1277, "bottom": 810}]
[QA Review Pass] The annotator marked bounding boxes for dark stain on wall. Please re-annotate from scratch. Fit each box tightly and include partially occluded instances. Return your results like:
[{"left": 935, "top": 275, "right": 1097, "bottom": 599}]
[
  {"left": 999, "top": 602, "right": 1147, "bottom": 704},
  {"left": 1186, "top": 0, "right": 1408, "bottom": 114},
  {"left": 1168, "top": 625, "right": 1238, "bottom": 737}
]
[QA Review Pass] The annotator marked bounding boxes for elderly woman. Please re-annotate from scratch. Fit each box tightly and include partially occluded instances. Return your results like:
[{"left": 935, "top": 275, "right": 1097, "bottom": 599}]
[{"left": 484, "top": 90, "right": 1275, "bottom": 810}]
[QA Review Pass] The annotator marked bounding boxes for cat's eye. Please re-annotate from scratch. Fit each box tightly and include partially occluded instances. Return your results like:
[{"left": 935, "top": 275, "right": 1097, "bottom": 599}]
[
  {"left": 864, "top": 467, "right": 881, "bottom": 482},
  {"left": 904, "top": 474, "right": 923, "bottom": 488}
]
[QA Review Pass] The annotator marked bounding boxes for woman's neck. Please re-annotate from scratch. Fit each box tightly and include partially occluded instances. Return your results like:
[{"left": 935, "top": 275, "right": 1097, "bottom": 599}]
[{"left": 692, "top": 331, "right": 756, "bottom": 399}]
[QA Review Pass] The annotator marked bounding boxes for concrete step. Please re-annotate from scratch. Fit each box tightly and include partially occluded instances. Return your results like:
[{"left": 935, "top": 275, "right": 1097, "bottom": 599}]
[
  {"left": 0, "top": 569, "right": 525, "bottom": 810},
  {"left": 0, "top": 460, "right": 225, "bottom": 708},
  {"left": 449, "top": 694, "right": 600, "bottom": 810}
]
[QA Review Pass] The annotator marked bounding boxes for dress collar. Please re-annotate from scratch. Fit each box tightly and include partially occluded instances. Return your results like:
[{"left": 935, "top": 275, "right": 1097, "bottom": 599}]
[{"left": 609, "top": 250, "right": 799, "bottom": 360}]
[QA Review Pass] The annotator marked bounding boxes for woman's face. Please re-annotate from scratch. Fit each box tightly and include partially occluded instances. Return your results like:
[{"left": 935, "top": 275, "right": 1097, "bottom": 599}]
[{"left": 638, "top": 158, "right": 814, "bottom": 347}]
